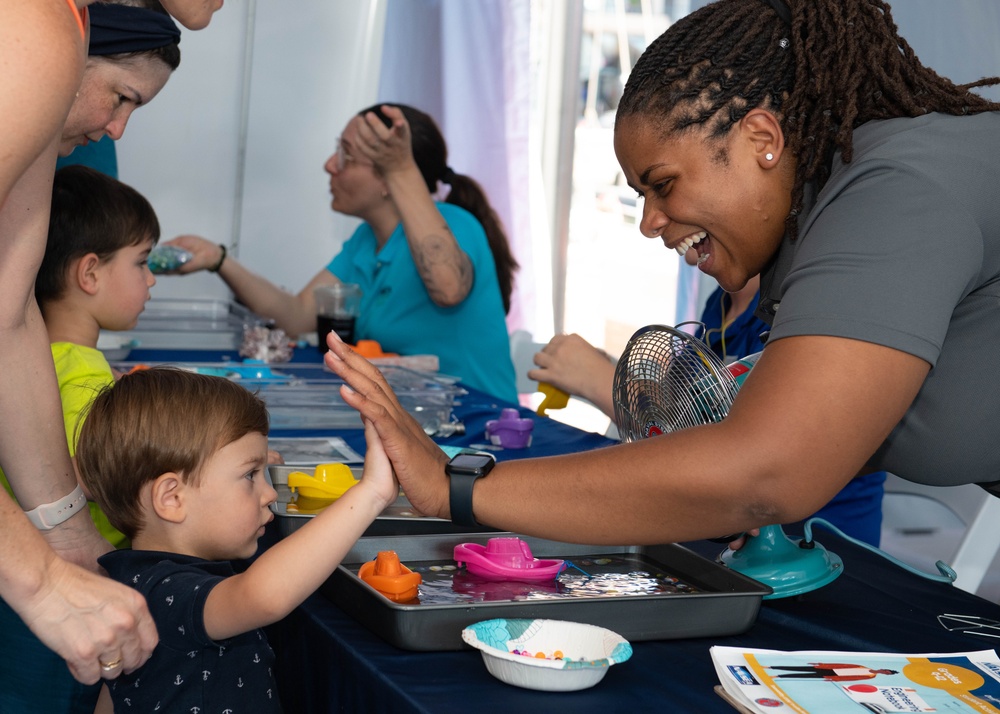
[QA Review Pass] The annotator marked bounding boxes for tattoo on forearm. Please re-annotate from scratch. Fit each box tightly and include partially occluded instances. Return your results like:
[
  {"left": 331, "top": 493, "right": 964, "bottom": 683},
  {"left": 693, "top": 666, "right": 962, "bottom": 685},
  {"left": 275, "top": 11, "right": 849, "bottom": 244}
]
[{"left": 413, "top": 231, "right": 473, "bottom": 302}]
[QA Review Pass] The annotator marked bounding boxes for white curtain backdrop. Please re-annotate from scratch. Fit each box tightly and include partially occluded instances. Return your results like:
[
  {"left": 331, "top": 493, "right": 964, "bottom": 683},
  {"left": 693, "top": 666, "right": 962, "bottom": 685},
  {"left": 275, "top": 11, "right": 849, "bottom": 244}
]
[
  {"left": 376, "top": 1, "right": 1000, "bottom": 335},
  {"left": 377, "top": 0, "right": 534, "bottom": 334}
]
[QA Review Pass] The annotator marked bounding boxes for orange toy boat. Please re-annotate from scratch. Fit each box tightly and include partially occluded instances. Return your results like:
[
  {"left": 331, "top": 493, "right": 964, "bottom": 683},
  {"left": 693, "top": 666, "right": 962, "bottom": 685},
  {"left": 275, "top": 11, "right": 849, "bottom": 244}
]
[{"left": 358, "top": 550, "right": 422, "bottom": 602}]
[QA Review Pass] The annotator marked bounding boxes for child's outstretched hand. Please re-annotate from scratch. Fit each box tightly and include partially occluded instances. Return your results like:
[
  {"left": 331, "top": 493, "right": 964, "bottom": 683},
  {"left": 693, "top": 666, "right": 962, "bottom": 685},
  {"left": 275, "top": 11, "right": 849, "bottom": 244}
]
[{"left": 359, "top": 416, "right": 399, "bottom": 509}]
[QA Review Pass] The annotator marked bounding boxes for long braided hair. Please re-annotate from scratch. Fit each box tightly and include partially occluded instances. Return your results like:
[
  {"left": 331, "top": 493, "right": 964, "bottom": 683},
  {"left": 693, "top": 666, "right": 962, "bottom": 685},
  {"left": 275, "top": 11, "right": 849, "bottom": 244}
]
[
  {"left": 617, "top": 0, "right": 1000, "bottom": 232},
  {"left": 361, "top": 103, "right": 518, "bottom": 313}
]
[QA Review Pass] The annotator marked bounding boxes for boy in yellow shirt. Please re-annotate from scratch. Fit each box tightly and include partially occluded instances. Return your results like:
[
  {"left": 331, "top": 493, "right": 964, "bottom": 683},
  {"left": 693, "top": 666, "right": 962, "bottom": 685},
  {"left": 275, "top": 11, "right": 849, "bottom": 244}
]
[{"left": 0, "top": 165, "right": 159, "bottom": 547}]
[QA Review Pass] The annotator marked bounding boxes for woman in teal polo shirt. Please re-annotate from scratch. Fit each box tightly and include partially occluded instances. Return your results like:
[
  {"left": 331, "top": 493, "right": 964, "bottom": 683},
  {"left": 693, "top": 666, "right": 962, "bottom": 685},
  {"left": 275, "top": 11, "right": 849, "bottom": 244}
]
[{"left": 169, "top": 103, "right": 518, "bottom": 402}]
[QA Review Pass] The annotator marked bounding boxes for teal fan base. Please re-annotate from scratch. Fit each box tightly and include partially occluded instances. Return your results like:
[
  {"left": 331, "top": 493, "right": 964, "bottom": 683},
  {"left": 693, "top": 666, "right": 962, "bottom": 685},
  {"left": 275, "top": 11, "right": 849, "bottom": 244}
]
[{"left": 718, "top": 525, "right": 843, "bottom": 599}]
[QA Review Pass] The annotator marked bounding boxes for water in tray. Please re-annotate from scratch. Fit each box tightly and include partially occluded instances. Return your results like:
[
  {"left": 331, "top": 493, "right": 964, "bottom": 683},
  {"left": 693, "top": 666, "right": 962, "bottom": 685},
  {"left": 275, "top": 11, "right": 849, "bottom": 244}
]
[{"left": 348, "top": 553, "right": 702, "bottom": 605}]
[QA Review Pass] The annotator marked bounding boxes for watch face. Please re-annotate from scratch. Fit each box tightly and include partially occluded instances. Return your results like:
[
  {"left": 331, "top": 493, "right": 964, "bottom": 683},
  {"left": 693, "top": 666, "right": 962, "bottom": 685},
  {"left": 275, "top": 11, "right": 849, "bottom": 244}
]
[{"left": 447, "top": 453, "right": 495, "bottom": 475}]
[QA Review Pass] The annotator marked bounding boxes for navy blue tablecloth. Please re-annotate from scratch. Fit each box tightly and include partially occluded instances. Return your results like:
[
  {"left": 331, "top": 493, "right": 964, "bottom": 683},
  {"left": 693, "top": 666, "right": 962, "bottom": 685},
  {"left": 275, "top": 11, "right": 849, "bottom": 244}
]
[{"left": 265, "top": 531, "right": 1000, "bottom": 713}]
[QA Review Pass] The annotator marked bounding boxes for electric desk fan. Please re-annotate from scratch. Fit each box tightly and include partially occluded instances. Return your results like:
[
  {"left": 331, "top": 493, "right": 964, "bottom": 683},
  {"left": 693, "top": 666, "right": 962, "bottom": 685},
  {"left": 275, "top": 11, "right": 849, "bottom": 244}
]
[{"left": 611, "top": 323, "right": 843, "bottom": 599}]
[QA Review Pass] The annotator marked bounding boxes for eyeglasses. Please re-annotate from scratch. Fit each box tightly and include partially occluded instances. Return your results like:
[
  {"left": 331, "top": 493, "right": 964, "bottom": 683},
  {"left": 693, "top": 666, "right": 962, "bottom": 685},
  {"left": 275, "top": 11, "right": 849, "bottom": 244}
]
[
  {"left": 333, "top": 136, "right": 373, "bottom": 172},
  {"left": 333, "top": 137, "right": 350, "bottom": 172}
]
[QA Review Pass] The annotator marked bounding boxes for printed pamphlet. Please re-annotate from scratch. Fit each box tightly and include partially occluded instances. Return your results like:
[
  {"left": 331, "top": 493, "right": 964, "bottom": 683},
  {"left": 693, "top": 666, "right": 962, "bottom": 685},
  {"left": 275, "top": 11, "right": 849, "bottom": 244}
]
[{"left": 712, "top": 646, "right": 1000, "bottom": 713}]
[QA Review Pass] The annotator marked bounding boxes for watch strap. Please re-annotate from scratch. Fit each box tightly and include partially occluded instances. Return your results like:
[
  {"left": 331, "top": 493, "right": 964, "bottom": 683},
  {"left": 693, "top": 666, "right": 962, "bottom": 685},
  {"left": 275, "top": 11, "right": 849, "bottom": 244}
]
[
  {"left": 24, "top": 485, "right": 87, "bottom": 530},
  {"left": 449, "top": 471, "right": 481, "bottom": 527}
]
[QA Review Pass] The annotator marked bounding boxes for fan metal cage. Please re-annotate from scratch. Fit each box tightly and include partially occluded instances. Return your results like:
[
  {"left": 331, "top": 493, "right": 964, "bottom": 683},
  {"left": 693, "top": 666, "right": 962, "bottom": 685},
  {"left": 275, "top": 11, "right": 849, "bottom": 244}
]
[
  {"left": 612, "top": 324, "right": 845, "bottom": 599},
  {"left": 613, "top": 324, "right": 740, "bottom": 441}
]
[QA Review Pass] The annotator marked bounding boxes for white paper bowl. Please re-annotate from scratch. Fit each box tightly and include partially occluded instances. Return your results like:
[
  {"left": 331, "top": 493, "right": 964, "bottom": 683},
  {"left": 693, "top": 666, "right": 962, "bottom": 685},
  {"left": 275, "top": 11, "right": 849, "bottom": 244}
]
[{"left": 461, "top": 618, "right": 632, "bottom": 692}]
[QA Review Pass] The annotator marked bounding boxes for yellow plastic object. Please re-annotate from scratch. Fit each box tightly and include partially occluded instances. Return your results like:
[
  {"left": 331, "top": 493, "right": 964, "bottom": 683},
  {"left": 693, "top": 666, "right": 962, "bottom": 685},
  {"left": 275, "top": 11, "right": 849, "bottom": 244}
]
[
  {"left": 536, "top": 382, "right": 569, "bottom": 416},
  {"left": 287, "top": 463, "right": 358, "bottom": 501},
  {"left": 358, "top": 551, "right": 422, "bottom": 602},
  {"left": 285, "top": 495, "right": 337, "bottom": 515}
]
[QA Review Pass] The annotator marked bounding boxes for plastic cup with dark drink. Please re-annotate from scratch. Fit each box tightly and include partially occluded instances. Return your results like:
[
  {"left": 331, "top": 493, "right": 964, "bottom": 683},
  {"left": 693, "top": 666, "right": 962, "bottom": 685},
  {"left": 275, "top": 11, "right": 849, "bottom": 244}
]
[{"left": 314, "top": 283, "right": 362, "bottom": 354}]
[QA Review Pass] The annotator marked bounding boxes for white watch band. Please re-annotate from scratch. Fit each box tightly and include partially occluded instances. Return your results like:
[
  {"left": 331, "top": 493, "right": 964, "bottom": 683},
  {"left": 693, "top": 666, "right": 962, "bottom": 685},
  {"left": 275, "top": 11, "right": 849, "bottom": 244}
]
[{"left": 24, "top": 486, "right": 87, "bottom": 530}]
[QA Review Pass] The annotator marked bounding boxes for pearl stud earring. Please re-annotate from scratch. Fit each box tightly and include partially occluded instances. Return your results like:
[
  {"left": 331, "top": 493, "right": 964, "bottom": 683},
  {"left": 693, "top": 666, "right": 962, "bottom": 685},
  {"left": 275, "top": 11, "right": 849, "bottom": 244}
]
[{"left": 765, "top": 152, "right": 774, "bottom": 161}]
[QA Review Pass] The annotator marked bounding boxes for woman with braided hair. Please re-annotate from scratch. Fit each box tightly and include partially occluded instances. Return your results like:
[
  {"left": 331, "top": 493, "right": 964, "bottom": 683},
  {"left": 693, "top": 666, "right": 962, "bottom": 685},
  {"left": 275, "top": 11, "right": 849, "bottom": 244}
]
[{"left": 323, "top": 0, "right": 1000, "bottom": 547}]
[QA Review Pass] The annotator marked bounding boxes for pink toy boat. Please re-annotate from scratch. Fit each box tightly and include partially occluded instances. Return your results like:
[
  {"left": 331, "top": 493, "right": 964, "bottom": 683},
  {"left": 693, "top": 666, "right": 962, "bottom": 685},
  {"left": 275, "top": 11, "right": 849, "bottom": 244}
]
[{"left": 454, "top": 537, "right": 567, "bottom": 582}]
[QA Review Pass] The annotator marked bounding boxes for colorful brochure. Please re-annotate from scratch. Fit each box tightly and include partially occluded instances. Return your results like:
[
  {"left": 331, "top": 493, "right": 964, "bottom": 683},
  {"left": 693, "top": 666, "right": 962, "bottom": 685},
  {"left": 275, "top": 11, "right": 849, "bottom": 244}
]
[{"left": 712, "top": 646, "right": 1000, "bottom": 713}]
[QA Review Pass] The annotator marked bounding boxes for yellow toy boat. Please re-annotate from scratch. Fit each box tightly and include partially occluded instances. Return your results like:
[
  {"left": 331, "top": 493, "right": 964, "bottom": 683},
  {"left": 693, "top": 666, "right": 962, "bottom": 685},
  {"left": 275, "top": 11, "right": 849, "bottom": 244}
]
[{"left": 287, "top": 463, "right": 358, "bottom": 501}]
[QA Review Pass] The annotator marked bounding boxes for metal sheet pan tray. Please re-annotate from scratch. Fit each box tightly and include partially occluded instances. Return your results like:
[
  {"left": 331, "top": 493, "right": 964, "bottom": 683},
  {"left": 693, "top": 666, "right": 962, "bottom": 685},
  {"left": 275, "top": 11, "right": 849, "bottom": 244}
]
[
  {"left": 268, "top": 466, "right": 498, "bottom": 538},
  {"left": 110, "top": 298, "right": 258, "bottom": 350},
  {"left": 321, "top": 533, "right": 772, "bottom": 651}
]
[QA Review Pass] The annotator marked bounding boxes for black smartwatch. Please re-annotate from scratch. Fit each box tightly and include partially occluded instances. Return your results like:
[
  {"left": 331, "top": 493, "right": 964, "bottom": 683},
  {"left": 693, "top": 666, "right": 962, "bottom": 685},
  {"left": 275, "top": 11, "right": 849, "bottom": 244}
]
[{"left": 446, "top": 452, "right": 496, "bottom": 526}]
